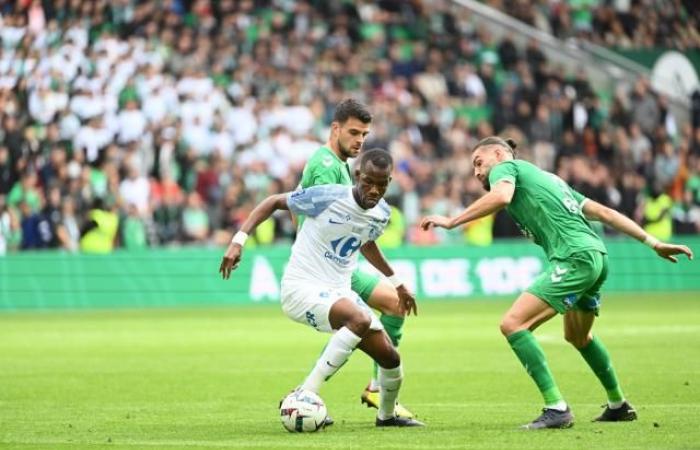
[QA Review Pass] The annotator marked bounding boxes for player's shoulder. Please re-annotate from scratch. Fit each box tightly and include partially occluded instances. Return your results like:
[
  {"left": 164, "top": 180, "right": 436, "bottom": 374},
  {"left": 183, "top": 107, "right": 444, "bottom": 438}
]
[
  {"left": 492, "top": 159, "right": 541, "bottom": 178},
  {"left": 376, "top": 199, "right": 391, "bottom": 218},
  {"left": 292, "top": 184, "right": 349, "bottom": 200},
  {"left": 496, "top": 159, "right": 530, "bottom": 169},
  {"left": 365, "top": 199, "right": 391, "bottom": 225},
  {"left": 307, "top": 146, "right": 339, "bottom": 168}
]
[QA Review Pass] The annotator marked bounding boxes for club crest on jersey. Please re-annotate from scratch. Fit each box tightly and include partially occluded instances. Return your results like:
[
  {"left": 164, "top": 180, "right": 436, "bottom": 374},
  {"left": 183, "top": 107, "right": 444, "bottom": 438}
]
[{"left": 322, "top": 156, "right": 334, "bottom": 167}]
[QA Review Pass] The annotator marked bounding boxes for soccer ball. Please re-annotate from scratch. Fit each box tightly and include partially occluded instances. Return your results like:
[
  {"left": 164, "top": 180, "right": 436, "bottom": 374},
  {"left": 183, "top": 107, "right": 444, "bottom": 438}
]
[{"left": 279, "top": 389, "right": 327, "bottom": 432}]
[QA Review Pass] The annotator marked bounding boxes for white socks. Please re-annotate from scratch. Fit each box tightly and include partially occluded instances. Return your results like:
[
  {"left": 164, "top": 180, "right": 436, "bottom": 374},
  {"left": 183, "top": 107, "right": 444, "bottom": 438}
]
[
  {"left": 377, "top": 365, "right": 403, "bottom": 420},
  {"left": 608, "top": 400, "right": 625, "bottom": 409},
  {"left": 546, "top": 400, "right": 568, "bottom": 412},
  {"left": 300, "top": 327, "right": 362, "bottom": 393}
]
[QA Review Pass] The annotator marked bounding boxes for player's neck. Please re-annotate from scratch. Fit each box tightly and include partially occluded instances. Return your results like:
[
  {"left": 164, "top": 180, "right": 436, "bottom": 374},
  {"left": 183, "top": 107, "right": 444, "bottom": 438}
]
[{"left": 325, "top": 141, "right": 347, "bottom": 162}]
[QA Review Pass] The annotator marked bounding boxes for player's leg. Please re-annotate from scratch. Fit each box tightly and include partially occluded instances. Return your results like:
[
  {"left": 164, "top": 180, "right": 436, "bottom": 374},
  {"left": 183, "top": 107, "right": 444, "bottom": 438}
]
[
  {"left": 356, "top": 329, "right": 424, "bottom": 427},
  {"left": 353, "top": 271, "right": 404, "bottom": 384},
  {"left": 299, "top": 296, "right": 372, "bottom": 393},
  {"left": 352, "top": 271, "right": 415, "bottom": 416},
  {"left": 503, "top": 257, "right": 592, "bottom": 429},
  {"left": 564, "top": 254, "right": 637, "bottom": 422},
  {"left": 563, "top": 308, "right": 636, "bottom": 421},
  {"left": 500, "top": 292, "right": 565, "bottom": 414}
]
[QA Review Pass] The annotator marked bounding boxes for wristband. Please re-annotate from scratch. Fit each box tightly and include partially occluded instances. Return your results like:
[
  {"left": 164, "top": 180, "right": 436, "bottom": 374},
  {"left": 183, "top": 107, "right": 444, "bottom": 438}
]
[
  {"left": 231, "top": 231, "right": 248, "bottom": 246},
  {"left": 388, "top": 274, "right": 403, "bottom": 288},
  {"left": 643, "top": 235, "right": 659, "bottom": 249}
]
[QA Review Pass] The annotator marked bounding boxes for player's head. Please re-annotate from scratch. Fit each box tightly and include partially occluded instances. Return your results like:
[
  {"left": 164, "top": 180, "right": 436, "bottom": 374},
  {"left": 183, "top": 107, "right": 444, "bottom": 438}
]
[
  {"left": 472, "top": 137, "right": 517, "bottom": 190},
  {"left": 354, "top": 148, "right": 392, "bottom": 209},
  {"left": 330, "top": 99, "right": 372, "bottom": 160}
]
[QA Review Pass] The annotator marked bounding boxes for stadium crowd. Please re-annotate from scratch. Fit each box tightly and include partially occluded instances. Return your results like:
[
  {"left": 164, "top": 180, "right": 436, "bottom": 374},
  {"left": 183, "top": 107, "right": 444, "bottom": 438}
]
[
  {"left": 1, "top": 0, "right": 699, "bottom": 254},
  {"left": 487, "top": 0, "right": 700, "bottom": 49}
]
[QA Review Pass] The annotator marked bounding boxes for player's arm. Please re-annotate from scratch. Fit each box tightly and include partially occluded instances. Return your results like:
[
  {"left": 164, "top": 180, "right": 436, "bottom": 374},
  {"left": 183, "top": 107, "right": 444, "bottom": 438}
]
[
  {"left": 360, "top": 241, "right": 418, "bottom": 316},
  {"left": 219, "top": 194, "right": 289, "bottom": 279},
  {"left": 420, "top": 181, "right": 514, "bottom": 230},
  {"left": 582, "top": 199, "right": 694, "bottom": 263}
]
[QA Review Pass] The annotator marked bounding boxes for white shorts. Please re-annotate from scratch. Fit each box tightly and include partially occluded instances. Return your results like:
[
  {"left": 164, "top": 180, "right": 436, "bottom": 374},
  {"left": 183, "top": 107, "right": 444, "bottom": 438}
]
[{"left": 280, "top": 281, "right": 383, "bottom": 333}]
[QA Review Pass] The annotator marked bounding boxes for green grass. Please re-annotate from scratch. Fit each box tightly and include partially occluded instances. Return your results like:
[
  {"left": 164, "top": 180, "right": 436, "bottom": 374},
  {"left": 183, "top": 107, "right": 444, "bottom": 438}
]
[{"left": 1, "top": 293, "right": 699, "bottom": 449}]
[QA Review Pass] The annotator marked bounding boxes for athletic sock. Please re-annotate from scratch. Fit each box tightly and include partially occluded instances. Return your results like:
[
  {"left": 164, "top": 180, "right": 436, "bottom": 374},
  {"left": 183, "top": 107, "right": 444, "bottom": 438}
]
[
  {"left": 578, "top": 336, "right": 625, "bottom": 405},
  {"left": 507, "top": 330, "right": 565, "bottom": 407},
  {"left": 301, "top": 327, "right": 362, "bottom": 393},
  {"left": 377, "top": 365, "right": 403, "bottom": 420},
  {"left": 371, "top": 315, "right": 405, "bottom": 391}
]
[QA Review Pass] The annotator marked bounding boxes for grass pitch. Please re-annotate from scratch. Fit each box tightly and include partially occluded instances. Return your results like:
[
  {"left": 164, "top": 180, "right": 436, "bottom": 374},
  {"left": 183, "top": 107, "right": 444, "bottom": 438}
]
[{"left": 1, "top": 293, "right": 699, "bottom": 449}]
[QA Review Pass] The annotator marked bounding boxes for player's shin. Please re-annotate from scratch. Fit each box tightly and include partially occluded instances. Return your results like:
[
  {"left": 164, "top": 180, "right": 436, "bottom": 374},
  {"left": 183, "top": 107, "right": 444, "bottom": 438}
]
[
  {"left": 377, "top": 364, "right": 403, "bottom": 420},
  {"left": 507, "top": 330, "right": 567, "bottom": 410},
  {"left": 578, "top": 336, "right": 625, "bottom": 407},
  {"left": 370, "top": 315, "right": 404, "bottom": 389},
  {"left": 301, "top": 327, "right": 362, "bottom": 393}
]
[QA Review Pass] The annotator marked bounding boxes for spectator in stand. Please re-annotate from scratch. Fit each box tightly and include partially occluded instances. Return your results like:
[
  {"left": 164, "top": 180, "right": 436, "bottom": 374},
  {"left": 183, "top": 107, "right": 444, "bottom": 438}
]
[{"left": 0, "top": 0, "right": 697, "bottom": 256}]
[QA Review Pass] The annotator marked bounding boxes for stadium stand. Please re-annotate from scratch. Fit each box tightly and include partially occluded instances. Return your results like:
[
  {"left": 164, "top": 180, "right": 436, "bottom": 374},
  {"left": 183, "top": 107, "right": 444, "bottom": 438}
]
[{"left": 0, "top": 0, "right": 698, "bottom": 254}]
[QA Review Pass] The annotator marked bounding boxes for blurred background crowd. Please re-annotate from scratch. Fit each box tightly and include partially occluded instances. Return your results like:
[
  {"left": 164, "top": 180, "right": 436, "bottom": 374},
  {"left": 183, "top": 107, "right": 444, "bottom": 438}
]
[
  {"left": 486, "top": 0, "right": 699, "bottom": 49},
  {"left": 1, "top": 0, "right": 700, "bottom": 254}
]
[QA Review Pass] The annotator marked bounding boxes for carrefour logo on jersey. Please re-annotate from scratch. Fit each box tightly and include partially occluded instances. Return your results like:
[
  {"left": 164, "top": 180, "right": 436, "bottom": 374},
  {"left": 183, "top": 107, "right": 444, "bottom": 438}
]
[{"left": 324, "top": 236, "right": 362, "bottom": 266}]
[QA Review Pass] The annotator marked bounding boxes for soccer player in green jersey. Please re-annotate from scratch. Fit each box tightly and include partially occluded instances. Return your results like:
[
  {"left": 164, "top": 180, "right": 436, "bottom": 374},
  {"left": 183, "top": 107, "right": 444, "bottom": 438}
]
[
  {"left": 295, "top": 99, "right": 416, "bottom": 419},
  {"left": 420, "top": 136, "right": 694, "bottom": 429}
]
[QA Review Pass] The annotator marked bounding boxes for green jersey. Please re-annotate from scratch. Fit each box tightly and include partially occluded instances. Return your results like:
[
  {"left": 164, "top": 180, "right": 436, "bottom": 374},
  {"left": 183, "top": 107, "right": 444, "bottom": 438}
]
[
  {"left": 488, "top": 159, "right": 606, "bottom": 260},
  {"left": 299, "top": 146, "right": 352, "bottom": 189}
]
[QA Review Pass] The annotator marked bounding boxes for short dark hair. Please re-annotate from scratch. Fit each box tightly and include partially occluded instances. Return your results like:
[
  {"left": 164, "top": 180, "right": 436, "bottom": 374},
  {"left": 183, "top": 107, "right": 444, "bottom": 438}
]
[
  {"left": 333, "top": 98, "right": 372, "bottom": 124},
  {"left": 473, "top": 136, "right": 517, "bottom": 155},
  {"left": 360, "top": 148, "right": 393, "bottom": 172}
]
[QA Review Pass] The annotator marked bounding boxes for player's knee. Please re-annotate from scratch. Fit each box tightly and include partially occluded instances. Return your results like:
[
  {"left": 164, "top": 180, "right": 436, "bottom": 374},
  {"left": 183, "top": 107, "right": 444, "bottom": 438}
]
[
  {"left": 344, "top": 310, "right": 372, "bottom": 337},
  {"left": 378, "top": 347, "right": 401, "bottom": 369},
  {"left": 564, "top": 331, "right": 592, "bottom": 349},
  {"left": 499, "top": 315, "right": 522, "bottom": 337},
  {"left": 383, "top": 294, "right": 405, "bottom": 317}
]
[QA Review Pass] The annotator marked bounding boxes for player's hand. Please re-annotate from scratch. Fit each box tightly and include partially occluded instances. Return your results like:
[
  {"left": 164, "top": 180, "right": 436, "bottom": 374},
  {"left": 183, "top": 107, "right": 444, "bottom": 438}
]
[
  {"left": 653, "top": 242, "right": 694, "bottom": 263},
  {"left": 219, "top": 244, "right": 243, "bottom": 279},
  {"left": 420, "top": 215, "right": 451, "bottom": 230},
  {"left": 396, "top": 285, "right": 418, "bottom": 316}
]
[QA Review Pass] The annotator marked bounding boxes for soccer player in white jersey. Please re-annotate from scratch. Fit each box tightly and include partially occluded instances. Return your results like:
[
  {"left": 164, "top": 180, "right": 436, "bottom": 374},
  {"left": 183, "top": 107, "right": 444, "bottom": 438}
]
[{"left": 219, "top": 149, "right": 424, "bottom": 427}]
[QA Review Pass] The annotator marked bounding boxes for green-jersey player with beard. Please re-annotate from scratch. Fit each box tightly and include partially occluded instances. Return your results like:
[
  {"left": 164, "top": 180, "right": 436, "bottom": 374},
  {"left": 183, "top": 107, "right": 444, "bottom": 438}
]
[{"left": 421, "top": 136, "right": 693, "bottom": 429}]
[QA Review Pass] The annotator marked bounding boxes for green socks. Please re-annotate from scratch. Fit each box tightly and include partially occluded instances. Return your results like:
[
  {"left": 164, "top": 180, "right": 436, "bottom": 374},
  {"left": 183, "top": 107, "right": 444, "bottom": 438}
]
[
  {"left": 372, "top": 314, "right": 405, "bottom": 385},
  {"left": 578, "top": 336, "right": 624, "bottom": 403},
  {"left": 507, "top": 330, "right": 564, "bottom": 406},
  {"left": 507, "top": 331, "right": 625, "bottom": 408}
]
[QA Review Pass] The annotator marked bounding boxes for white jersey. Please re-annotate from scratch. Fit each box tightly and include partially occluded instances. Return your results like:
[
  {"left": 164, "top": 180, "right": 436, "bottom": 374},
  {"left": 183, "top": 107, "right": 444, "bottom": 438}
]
[{"left": 283, "top": 185, "right": 391, "bottom": 289}]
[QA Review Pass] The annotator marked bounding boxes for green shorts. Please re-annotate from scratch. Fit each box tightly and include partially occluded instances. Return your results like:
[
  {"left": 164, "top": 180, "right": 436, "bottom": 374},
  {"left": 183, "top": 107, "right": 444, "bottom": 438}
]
[
  {"left": 351, "top": 269, "right": 381, "bottom": 302},
  {"left": 527, "top": 251, "right": 608, "bottom": 315}
]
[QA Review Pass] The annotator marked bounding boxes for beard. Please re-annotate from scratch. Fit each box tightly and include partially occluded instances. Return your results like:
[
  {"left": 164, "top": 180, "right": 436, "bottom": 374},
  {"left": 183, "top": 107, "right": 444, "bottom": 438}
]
[
  {"left": 481, "top": 177, "right": 491, "bottom": 191},
  {"left": 338, "top": 138, "right": 358, "bottom": 159}
]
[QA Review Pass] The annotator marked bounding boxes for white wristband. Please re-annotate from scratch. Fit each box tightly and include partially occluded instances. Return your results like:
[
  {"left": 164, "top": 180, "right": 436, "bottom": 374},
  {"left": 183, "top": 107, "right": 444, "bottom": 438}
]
[
  {"left": 643, "top": 235, "right": 659, "bottom": 249},
  {"left": 231, "top": 231, "right": 248, "bottom": 246},
  {"left": 387, "top": 274, "right": 403, "bottom": 288}
]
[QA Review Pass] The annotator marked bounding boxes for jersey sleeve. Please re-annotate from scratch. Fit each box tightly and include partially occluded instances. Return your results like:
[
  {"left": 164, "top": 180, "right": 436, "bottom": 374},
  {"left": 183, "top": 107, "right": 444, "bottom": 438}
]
[
  {"left": 286, "top": 185, "right": 347, "bottom": 218},
  {"left": 570, "top": 188, "right": 589, "bottom": 208},
  {"left": 488, "top": 160, "right": 518, "bottom": 188}
]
